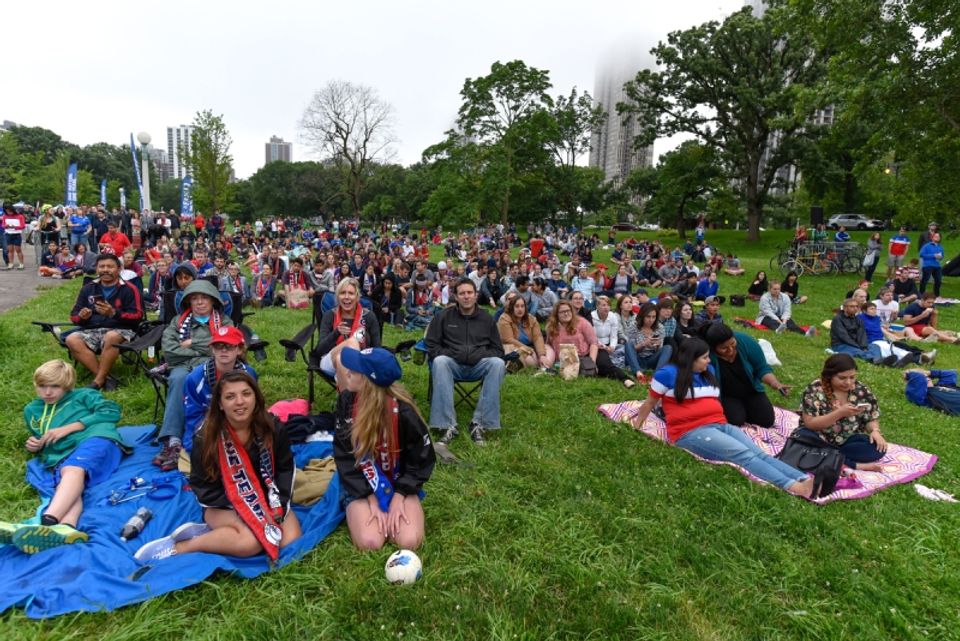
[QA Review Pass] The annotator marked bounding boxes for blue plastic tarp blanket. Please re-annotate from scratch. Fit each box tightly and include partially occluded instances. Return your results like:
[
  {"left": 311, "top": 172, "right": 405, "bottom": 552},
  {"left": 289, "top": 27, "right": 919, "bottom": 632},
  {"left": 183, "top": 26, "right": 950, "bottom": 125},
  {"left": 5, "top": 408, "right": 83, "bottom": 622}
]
[{"left": 0, "top": 425, "right": 344, "bottom": 619}]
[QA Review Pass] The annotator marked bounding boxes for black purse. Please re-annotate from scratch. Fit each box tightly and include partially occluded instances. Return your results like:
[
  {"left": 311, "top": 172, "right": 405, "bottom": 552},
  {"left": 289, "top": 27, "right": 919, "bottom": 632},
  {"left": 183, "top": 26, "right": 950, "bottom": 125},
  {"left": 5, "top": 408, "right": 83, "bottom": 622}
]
[{"left": 777, "top": 429, "right": 845, "bottom": 498}]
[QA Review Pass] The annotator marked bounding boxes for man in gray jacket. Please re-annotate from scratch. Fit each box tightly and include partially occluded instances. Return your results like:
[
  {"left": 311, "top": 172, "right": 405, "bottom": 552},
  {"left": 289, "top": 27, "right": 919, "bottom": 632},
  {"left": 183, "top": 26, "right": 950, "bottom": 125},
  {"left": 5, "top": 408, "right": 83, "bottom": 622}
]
[{"left": 757, "top": 280, "right": 812, "bottom": 335}]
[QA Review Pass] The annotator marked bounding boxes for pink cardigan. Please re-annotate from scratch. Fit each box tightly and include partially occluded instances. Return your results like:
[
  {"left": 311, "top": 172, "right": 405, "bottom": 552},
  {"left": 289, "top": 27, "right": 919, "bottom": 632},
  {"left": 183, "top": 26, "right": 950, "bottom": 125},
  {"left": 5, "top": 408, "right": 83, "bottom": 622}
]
[{"left": 549, "top": 316, "right": 597, "bottom": 356}]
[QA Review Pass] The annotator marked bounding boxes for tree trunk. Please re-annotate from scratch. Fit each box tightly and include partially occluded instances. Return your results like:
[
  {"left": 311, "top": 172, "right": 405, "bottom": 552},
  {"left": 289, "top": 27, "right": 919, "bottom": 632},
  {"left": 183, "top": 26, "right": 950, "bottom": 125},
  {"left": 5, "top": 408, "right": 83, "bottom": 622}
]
[
  {"left": 745, "top": 163, "right": 761, "bottom": 242},
  {"left": 676, "top": 196, "right": 688, "bottom": 240}
]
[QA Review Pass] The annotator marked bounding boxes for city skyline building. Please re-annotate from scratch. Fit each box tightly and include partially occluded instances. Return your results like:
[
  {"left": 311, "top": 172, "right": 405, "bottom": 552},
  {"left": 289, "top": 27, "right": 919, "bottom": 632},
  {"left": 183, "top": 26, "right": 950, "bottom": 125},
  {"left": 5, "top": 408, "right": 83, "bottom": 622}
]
[
  {"left": 265, "top": 135, "right": 293, "bottom": 165},
  {"left": 166, "top": 125, "right": 193, "bottom": 180},
  {"left": 589, "top": 48, "right": 655, "bottom": 193}
]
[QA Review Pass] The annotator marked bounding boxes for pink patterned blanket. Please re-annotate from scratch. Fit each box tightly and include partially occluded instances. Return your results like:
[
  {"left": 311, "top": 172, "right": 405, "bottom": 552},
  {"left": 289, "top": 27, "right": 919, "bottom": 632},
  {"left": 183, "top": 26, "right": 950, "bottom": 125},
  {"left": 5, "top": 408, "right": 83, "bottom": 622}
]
[{"left": 597, "top": 402, "right": 937, "bottom": 504}]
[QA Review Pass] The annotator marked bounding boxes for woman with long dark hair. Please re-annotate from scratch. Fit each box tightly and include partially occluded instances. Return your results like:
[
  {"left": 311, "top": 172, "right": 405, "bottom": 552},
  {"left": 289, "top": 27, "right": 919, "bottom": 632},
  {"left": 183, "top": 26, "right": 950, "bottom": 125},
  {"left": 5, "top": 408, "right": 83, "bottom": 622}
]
[
  {"left": 631, "top": 339, "right": 814, "bottom": 496},
  {"left": 796, "top": 353, "right": 887, "bottom": 471},
  {"left": 135, "top": 371, "right": 301, "bottom": 561},
  {"left": 703, "top": 323, "right": 791, "bottom": 428}
]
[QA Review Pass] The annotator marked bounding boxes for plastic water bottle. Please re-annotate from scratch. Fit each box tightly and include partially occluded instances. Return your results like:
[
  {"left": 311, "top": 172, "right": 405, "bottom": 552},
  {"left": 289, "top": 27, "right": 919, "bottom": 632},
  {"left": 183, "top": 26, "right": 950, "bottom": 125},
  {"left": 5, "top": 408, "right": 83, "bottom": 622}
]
[
  {"left": 147, "top": 346, "right": 156, "bottom": 363},
  {"left": 120, "top": 507, "right": 153, "bottom": 541}
]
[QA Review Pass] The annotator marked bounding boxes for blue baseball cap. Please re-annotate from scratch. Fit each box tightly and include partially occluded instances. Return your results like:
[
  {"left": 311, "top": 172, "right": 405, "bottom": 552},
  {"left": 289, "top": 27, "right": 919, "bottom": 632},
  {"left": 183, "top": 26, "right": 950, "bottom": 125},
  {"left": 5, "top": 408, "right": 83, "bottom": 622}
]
[{"left": 339, "top": 347, "right": 402, "bottom": 387}]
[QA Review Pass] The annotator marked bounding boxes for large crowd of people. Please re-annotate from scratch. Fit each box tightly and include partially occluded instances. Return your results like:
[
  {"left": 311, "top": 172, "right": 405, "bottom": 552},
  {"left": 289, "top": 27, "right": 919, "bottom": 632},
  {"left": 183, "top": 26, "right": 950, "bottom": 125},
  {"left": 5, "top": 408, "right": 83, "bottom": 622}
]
[{"left": 0, "top": 204, "right": 955, "bottom": 566}]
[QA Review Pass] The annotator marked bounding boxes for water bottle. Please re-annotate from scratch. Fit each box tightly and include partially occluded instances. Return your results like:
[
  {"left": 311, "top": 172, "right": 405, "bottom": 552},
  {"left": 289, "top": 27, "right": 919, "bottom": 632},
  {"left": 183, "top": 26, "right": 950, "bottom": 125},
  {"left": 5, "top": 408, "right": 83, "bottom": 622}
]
[
  {"left": 120, "top": 507, "right": 153, "bottom": 541},
  {"left": 147, "top": 346, "right": 156, "bottom": 363}
]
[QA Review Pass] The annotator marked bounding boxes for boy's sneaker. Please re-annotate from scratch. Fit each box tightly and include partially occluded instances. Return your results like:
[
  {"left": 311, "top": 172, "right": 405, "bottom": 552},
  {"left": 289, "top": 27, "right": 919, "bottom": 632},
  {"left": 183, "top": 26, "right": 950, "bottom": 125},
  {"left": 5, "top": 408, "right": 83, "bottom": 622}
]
[
  {"left": 468, "top": 421, "right": 486, "bottom": 446},
  {"left": 16, "top": 263, "right": 24, "bottom": 270},
  {"left": 154, "top": 443, "right": 182, "bottom": 471},
  {"left": 804, "top": 327, "right": 817, "bottom": 337},
  {"left": 170, "top": 522, "right": 211, "bottom": 543},
  {"left": 134, "top": 535, "right": 177, "bottom": 563},
  {"left": 12, "top": 524, "right": 89, "bottom": 554},
  {"left": 437, "top": 427, "right": 459, "bottom": 445},
  {"left": 775, "top": 323, "right": 787, "bottom": 334},
  {"left": 0, "top": 520, "right": 18, "bottom": 545},
  {"left": 920, "top": 349, "right": 937, "bottom": 365},
  {"left": 880, "top": 355, "right": 899, "bottom": 367}
]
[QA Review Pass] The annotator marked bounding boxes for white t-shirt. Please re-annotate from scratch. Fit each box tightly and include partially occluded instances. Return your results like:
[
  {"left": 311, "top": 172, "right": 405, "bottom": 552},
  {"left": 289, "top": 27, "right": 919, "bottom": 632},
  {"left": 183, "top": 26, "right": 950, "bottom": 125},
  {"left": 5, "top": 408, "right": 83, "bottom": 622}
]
[{"left": 874, "top": 298, "right": 899, "bottom": 325}]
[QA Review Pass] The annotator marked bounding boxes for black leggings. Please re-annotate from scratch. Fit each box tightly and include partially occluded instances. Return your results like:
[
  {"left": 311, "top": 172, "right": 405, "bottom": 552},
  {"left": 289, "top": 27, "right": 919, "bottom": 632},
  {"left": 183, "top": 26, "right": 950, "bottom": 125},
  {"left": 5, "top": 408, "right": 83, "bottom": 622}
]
[
  {"left": 722, "top": 392, "right": 775, "bottom": 427},
  {"left": 595, "top": 349, "right": 627, "bottom": 382},
  {"left": 759, "top": 316, "right": 805, "bottom": 335}
]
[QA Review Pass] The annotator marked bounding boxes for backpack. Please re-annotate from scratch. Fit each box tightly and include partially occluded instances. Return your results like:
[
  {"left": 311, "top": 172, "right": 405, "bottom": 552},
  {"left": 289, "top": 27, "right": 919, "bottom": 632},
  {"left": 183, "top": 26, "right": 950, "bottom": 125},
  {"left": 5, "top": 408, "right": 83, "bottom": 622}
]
[
  {"left": 776, "top": 428, "right": 845, "bottom": 498},
  {"left": 730, "top": 294, "right": 746, "bottom": 307}
]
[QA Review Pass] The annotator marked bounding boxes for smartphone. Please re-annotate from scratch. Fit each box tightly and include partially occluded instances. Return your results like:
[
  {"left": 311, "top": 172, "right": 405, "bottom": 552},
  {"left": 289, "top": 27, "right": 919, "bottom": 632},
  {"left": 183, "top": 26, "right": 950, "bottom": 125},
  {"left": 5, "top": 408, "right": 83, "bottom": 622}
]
[
  {"left": 856, "top": 403, "right": 871, "bottom": 411},
  {"left": 90, "top": 295, "right": 105, "bottom": 305}
]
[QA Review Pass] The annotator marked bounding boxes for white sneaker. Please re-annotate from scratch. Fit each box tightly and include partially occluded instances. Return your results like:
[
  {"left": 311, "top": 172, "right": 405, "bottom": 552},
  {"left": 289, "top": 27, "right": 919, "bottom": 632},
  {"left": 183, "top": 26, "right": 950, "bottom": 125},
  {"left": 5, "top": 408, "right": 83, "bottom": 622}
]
[
  {"left": 775, "top": 323, "right": 787, "bottom": 334},
  {"left": 170, "top": 521, "right": 211, "bottom": 543},
  {"left": 134, "top": 535, "right": 177, "bottom": 562},
  {"left": 16, "top": 263, "right": 24, "bottom": 270},
  {"left": 824, "top": 348, "right": 836, "bottom": 355},
  {"left": 920, "top": 349, "right": 937, "bottom": 365},
  {"left": 924, "top": 333, "right": 940, "bottom": 343},
  {"left": 804, "top": 327, "right": 816, "bottom": 337}
]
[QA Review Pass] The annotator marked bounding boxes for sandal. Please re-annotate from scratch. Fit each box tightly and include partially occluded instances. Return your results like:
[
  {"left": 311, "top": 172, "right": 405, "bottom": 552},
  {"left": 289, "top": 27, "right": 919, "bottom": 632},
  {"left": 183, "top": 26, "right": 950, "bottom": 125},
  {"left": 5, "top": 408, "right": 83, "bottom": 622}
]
[{"left": 623, "top": 379, "right": 636, "bottom": 389}]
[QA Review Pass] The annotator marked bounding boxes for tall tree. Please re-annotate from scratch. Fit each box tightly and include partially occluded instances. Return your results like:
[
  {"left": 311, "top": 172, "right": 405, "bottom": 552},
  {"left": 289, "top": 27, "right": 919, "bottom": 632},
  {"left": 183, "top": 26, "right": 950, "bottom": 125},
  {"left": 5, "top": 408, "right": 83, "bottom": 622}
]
[
  {"left": 300, "top": 80, "right": 396, "bottom": 222},
  {"left": 797, "top": 0, "right": 960, "bottom": 224},
  {"left": 454, "top": 60, "right": 554, "bottom": 224},
  {"left": 621, "top": 5, "right": 828, "bottom": 240},
  {"left": 181, "top": 109, "right": 234, "bottom": 214},
  {"left": 626, "top": 141, "right": 727, "bottom": 238},
  {"left": 543, "top": 87, "right": 607, "bottom": 225}
]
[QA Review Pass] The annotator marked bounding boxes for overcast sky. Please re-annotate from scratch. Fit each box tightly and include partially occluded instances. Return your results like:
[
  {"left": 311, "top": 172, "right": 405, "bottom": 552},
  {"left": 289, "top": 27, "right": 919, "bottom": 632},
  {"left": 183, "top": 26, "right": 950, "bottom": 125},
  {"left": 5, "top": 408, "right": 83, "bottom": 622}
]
[{"left": 7, "top": 0, "right": 745, "bottom": 179}]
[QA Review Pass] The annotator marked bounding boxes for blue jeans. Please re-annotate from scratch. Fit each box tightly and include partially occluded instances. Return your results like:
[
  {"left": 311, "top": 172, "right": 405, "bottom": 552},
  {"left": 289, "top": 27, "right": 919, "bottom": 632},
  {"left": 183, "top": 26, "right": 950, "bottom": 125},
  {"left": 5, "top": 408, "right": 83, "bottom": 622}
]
[
  {"left": 624, "top": 343, "right": 672, "bottom": 375},
  {"left": 158, "top": 366, "right": 191, "bottom": 440},
  {"left": 676, "top": 423, "right": 808, "bottom": 490},
  {"left": 429, "top": 355, "right": 505, "bottom": 430},
  {"left": 69, "top": 232, "right": 87, "bottom": 250},
  {"left": 920, "top": 266, "right": 942, "bottom": 297},
  {"left": 831, "top": 342, "right": 883, "bottom": 364}
]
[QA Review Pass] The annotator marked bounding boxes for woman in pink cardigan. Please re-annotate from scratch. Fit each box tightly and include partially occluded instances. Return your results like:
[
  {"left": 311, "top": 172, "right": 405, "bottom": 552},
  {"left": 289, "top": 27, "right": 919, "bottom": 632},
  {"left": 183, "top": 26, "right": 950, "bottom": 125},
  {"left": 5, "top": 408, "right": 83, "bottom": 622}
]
[{"left": 545, "top": 300, "right": 634, "bottom": 388}]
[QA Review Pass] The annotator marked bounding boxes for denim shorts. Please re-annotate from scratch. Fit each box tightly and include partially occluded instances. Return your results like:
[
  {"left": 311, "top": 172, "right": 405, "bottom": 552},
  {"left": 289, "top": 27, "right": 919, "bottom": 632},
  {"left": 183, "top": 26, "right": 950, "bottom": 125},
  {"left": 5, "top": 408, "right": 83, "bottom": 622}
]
[{"left": 55, "top": 437, "right": 123, "bottom": 487}]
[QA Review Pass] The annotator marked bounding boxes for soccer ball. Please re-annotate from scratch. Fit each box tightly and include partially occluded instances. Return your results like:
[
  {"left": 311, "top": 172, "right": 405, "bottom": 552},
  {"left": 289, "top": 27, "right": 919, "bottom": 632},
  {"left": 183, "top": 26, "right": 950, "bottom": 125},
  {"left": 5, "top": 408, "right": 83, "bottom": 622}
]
[{"left": 384, "top": 549, "right": 422, "bottom": 585}]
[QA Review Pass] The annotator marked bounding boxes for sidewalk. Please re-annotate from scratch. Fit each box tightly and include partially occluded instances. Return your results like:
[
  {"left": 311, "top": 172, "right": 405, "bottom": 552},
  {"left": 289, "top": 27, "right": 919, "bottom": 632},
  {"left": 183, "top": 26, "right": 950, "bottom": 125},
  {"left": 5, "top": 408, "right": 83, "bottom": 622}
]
[{"left": 0, "top": 244, "right": 69, "bottom": 314}]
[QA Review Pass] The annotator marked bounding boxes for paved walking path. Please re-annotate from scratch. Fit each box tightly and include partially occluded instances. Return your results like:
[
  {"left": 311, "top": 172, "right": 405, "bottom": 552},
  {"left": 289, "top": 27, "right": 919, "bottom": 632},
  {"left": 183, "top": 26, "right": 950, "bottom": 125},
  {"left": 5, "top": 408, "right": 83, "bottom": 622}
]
[{"left": 0, "top": 244, "right": 69, "bottom": 314}]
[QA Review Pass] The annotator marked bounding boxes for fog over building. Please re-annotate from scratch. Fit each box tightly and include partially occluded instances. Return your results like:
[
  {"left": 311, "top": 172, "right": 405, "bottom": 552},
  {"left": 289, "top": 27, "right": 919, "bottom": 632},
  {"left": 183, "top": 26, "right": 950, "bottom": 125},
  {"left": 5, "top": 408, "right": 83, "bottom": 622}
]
[{"left": 589, "top": 44, "right": 657, "bottom": 189}]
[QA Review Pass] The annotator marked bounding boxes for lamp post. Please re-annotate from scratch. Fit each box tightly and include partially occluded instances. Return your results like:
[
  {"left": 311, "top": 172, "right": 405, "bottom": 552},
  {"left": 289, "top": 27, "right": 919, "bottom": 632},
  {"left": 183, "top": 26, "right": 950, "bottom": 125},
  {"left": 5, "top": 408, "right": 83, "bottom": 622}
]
[{"left": 136, "top": 131, "right": 152, "bottom": 211}]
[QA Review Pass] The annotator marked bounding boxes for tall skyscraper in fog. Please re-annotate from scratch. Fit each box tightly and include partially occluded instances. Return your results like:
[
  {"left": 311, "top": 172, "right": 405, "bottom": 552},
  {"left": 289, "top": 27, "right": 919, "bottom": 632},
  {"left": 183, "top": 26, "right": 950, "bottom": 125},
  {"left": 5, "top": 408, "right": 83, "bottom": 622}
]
[{"left": 589, "top": 48, "right": 655, "bottom": 188}]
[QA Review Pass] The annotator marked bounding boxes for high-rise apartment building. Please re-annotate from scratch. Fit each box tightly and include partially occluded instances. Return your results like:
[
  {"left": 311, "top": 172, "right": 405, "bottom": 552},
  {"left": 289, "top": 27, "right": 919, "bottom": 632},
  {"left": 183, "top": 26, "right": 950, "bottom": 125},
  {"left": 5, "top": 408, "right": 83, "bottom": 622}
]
[
  {"left": 166, "top": 125, "right": 193, "bottom": 180},
  {"left": 589, "top": 53, "right": 655, "bottom": 189},
  {"left": 265, "top": 136, "right": 292, "bottom": 165}
]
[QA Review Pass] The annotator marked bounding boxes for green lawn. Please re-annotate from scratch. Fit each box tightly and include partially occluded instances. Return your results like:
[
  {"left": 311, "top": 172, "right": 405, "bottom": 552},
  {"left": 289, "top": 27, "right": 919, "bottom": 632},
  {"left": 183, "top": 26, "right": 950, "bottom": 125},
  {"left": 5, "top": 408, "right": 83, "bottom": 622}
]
[{"left": 1, "top": 229, "right": 958, "bottom": 640}]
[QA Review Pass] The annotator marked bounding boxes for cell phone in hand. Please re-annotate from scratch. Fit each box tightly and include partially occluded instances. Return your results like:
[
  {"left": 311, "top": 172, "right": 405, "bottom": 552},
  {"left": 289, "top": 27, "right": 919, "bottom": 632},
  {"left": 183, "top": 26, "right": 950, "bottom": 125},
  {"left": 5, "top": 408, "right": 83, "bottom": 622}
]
[
  {"left": 856, "top": 403, "right": 871, "bottom": 411},
  {"left": 90, "top": 295, "right": 105, "bottom": 305}
]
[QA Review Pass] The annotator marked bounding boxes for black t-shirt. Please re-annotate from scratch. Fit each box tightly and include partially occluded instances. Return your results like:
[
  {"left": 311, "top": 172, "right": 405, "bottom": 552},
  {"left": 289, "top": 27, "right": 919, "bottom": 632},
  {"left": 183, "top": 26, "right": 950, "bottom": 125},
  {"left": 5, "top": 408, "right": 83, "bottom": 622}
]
[
  {"left": 781, "top": 279, "right": 799, "bottom": 299},
  {"left": 718, "top": 356, "right": 755, "bottom": 399}
]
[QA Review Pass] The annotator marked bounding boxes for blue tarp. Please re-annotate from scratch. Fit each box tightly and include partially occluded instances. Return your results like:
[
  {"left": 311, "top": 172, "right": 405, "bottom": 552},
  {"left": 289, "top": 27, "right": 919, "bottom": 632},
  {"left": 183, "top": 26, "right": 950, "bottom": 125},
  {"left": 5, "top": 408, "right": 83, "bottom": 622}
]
[{"left": 0, "top": 425, "right": 344, "bottom": 619}]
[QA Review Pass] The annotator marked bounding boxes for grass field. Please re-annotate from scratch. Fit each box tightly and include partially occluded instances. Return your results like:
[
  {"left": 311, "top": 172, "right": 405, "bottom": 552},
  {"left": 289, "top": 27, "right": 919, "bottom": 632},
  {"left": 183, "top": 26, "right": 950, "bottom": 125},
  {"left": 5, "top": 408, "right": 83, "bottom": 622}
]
[{"left": 1, "top": 229, "right": 959, "bottom": 640}]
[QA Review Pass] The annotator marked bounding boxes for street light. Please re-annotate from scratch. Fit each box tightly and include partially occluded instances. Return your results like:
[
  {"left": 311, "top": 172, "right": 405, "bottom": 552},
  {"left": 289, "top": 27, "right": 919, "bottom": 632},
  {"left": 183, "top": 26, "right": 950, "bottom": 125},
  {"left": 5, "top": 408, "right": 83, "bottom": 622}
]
[{"left": 136, "top": 131, "right": 152, "bottom": 211}]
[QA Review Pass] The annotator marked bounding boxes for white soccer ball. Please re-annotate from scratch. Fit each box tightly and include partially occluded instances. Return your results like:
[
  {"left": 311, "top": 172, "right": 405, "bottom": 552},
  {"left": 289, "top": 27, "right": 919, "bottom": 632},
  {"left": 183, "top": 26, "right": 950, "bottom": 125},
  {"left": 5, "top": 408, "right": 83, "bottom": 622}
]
[{"left": 384, "top": 549, "right": 422, "bottom": 585}]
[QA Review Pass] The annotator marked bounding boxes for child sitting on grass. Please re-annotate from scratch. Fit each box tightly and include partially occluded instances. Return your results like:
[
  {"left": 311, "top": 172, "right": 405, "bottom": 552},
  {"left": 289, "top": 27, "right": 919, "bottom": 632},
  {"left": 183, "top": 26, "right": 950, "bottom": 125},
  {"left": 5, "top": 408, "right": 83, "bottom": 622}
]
[{"left": 1, "top": 360, "right": 128, "bottom": 553}]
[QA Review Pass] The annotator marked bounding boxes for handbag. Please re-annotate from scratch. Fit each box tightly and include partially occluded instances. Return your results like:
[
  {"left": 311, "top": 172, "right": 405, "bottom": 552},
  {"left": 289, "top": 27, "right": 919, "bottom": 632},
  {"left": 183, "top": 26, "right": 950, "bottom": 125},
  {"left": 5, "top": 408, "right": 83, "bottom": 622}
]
[
  {"left": 862, "top": 252, "right": 877, "bottom": 268},
  {"left": 730, "top": 294, "right": 746, "bottom": 307},
  {"left": 776, "top": 428, "right": 845, "bottom": 498},
  {"left": 578, "top": 355, "right": 598, "bottom": 377}
]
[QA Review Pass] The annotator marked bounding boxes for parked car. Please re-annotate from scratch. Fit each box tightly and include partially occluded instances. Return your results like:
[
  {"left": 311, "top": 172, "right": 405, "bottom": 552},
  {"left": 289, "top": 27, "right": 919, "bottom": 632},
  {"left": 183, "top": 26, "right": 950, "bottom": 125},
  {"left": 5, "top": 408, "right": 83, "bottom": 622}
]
[
  {"left": 611, "top": 222, "right": 640, "bottom": 231},
  {"left": 828, "top": 213, "right": 885, "bottom": 230},
  {"left": 639, "top": 223, "right": 660, "bottom": 231}
]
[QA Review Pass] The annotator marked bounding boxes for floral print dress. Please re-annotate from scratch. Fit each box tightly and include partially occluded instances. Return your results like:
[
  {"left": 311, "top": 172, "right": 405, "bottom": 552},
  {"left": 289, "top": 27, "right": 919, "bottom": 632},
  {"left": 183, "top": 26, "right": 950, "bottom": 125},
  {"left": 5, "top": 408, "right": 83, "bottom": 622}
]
[{"left": 798, "top": 379, "right": 880, "bottom": 446}]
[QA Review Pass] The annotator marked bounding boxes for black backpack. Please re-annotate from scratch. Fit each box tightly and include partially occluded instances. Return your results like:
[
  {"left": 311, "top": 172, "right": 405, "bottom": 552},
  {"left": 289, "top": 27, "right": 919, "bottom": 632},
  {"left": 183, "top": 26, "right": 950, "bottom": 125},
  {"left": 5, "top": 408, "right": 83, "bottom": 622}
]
[{"left": 777, "top": 429, "right": 845, "bottom": 498}]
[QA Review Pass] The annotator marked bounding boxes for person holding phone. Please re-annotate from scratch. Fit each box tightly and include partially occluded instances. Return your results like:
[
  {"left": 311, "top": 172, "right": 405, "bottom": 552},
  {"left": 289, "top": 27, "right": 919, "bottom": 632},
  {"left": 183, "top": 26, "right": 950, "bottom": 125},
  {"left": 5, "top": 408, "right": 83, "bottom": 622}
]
[
  {"left": 795, "top": 353, "right": 887, "bottom": 471},
  {"left": 311, "top": 277, "right": 380, "bottom": 383},
  {"left": 64, "top": 254, "right": 144, "bottom": 391}
]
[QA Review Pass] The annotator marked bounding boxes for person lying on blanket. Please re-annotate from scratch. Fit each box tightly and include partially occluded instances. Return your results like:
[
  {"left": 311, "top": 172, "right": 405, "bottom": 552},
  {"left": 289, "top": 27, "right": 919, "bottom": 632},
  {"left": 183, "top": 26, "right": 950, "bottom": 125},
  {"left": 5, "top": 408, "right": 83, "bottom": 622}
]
[
  {"left": 334, "top": 347, "right": 436, "bottom": 551},
  {"left": 795, "top": 354, "right": 887, "bottom": 472},
  {"left": 1, "top": 360, "right": 130, "bottom": 553},
  {"left": 904, "top": 369, "right": 960, "bottom": 416},
  {"left": 631, "top": 339, "right": 815, "bottom": 497},
  {"left": 134, "top": 371, "right": 301, "bottom": 562}
]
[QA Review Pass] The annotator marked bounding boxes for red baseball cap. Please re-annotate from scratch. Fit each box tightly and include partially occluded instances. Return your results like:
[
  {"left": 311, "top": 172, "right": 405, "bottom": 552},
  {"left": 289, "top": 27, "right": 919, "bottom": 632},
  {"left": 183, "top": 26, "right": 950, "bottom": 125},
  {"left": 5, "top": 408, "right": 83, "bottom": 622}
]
[{"left": 210, "top": 326, "right": 245, "bottom": 347}]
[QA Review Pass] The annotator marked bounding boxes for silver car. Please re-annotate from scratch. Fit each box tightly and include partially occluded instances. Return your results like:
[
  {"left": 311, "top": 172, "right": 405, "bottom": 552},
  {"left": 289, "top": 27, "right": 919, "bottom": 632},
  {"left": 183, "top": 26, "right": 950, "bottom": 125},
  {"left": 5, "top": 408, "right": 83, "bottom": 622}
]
[{"left": 827, "top": 213, "right": 885, "bottom": 230}]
